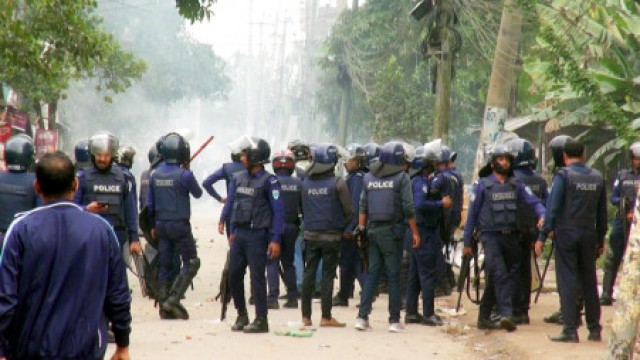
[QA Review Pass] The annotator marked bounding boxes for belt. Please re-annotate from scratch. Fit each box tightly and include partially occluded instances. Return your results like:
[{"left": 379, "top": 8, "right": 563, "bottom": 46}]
[{"left": 368, "top": 221, "right": 395, "bottom": 228}]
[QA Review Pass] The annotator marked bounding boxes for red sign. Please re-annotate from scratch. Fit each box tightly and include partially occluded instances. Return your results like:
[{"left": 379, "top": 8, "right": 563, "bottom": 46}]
[
  {"left": 4, "top": 106, "right": 29, "bottom": 132},
  {"left": 35, "top": 129, "right": 58, "bottom": 160},
  {"left": 0, "top": 124, "right": 11, "bottom": 171}
]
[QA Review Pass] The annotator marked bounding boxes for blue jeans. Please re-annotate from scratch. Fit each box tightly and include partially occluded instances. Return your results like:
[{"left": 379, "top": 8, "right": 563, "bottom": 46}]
[{"left": 357, "top": 225, "right": 403, "bottom": 323}]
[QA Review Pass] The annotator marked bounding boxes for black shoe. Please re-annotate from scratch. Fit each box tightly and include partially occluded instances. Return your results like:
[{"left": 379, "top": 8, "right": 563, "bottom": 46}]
[
  {"left": 231, "top": 315, "right": 249, "bottom": 331},
  {"left": 267, "top": 299, "right": 280, "bottom": 310},
  {"left": 249, "top": 296, "right": 255, "bottom": 305},
  {"left": 160, "top": 299, "right": 189, "bottom": 320},
  {"left": 544, "top": 310, "right": 563, "bottom": 325},
  {"left": 587, "top": 331, "right": 602, "bottom": 342},
  {"left": 332, "top": 295, "right": 348, "bottom": 307},
  {"left": 404, "top": 313, "right": 424, "bottom": 324},
  {"left": 422, "top": 314, "right": 444, "bottom": 327},
  {"left": 599, "top": 295, "right": 613, "bottom": 306},
  {"left": 243, "top": 317, "right": 269, "bottom": 333},
  {"left": 283, "top": 299, "right": 298, "bottom": 309},
  {"left": 490, "top": 312, "right": 501, "bottom": 323},
  {"left": 550, "top": 332, "right": 579, "bottom": 343},
  {"left": 499, "top": 317, "right": 517, "bottom": 332},
  {"left": 513, "top": 314, "right": 530, "bottom": 325},
  {"left": 477, "top": 318, "right": 501, "bottom": 330}
]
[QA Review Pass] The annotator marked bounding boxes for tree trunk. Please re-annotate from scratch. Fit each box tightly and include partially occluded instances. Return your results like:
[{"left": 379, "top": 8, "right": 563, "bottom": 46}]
[
  {"left": 472, "top": 0, "right": 523, "bottom": 179},
  {"left": 432, "top": 1, "right": 454, "bottom": 143},
  {"left": 352, "top": 0, "right": 358, "bottom": 11},
  {"left": 33, "top": 100, "right": 44, "bottom": 129},
  {"left": 337, "top": 78, "right": 351, "bottom": 146},
  {"left": 47, "top": 99, "right": 57, "bottom": 130}
]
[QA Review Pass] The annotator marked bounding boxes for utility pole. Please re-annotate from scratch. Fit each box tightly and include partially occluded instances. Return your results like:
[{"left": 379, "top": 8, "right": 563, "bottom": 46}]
[
  {"left": 245, "top": 0, "right": 256, "bottom": 134},
  {"left": 432, "top": 0, "right": 455, "bottom": 143},
  {"left": 473, "top": 0, "right": 523, "bottom": 177}
]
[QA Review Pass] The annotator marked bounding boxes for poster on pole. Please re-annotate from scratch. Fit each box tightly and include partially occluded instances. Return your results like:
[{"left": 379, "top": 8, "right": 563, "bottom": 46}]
[{"left": 35, "top": 129, "right": 58, "bottom": 160}]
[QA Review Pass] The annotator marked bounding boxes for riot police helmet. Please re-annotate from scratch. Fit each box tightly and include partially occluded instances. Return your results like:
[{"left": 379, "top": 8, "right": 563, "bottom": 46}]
[
  {"left": 287, "top": 139, "right": 310, "bottom": 162},
  {"left": 272, "top": 149, "right": 295, "bottom": 173},
  {"left": 74, "top": 139, "right": 90, "bottom": 164},
  {"left": 379, "top": 141, "right": 415, "bottom": 166},
  {"left": 116, "top": 145, "right": 136, "bottom": 169},
  {"left": 363, "top": 142, "right": 381, "bottom": 168},
  {"left": 230, "top": 135, "right": 271, "bottom": 166},
  {"left": 89, "top": 131, "right": 119, "bottom": 159},
  {"left": 306, "top": 143, "right": 339, "bottom": 175},
  {"left": 160, "top": 133, "right": 190, "bottom": 164},
  {"left": 439, "top": 145, "right": 453, "bottom": 164},
  {"left": 148, "top": 143, "right": 159, "bottom": 164},
  {"left": 549, "top": 135, "right": 573, "bottom": 169},
  {"left": 5, "top": 134, "right": 35, "bottom": 172},
  {"left": 507, "top": 137, "right": 536, "bottom": 168}
]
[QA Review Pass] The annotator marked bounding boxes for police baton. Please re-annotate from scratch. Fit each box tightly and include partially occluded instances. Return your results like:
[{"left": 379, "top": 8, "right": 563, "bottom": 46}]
[
  {"left": 534, "top": 242, "right": 553, "bottom": 304},
  {"left": 187, "top": 135, "right": 215, "bottom": 164}
]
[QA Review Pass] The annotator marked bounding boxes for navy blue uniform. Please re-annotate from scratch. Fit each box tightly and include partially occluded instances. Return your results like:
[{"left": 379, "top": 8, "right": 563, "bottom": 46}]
[
  {"left": 267, "top": 171, "right": 302, "bottom": 302},
  {"left": 0, "top": 202, "right": 131, "bottom": 359},
  {"left": 446, "top": 167, "right": 464, "bottom": 229},
  {"left": 539, "top": 163, "right": 606, "bottom": 335},
  {"left": 147, "top": 163, "right": 203, "bottom": 283},
  {"left": 464, "top": 174, "right": 545, "bottom": 319},
  {"left": 221, "top": 169, "right": 285, "bottom": 318},
  {"left": 406, "top": 172, "right": 447, "bottom": 318},
  {"left": 602, "top": 168, "right": 640, "bottom": 298},
  {"left": 0, "top": 172, "right": 38, "bottom": 242},
  {"left": 336, "top": 168, "right": 366, "bottom": 302},
  {"left": 204, "top": 162, "right": 246, "bottom": 239},
  {"left": 512, "top": 167, "right": 548, "bottom": 317},
  {"left": 139, "top": 169, "right": 151, "bottom": 210},
  {"left": 75, "top": 164, "right": 139, "bottom": 247}
]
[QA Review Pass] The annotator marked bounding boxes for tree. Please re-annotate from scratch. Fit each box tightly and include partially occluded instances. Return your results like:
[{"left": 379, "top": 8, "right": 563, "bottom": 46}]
[
  {"left": 176, "top": 0, "right": 217, "bottom": 23},
  {"left": 0, "top": 0, "right": 146, "bottom": 129}
]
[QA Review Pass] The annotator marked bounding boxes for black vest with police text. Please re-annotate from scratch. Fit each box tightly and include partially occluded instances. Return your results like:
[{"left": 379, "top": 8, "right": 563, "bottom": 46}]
[
  {"left": 363, "top": 171, "right": 404, "bottom": 223},
  {"left": 618, "top": 169, "right": 640, "bottom": 209},
  {"left": 277, "top": 175, "right": 302, "bottom": 224},
  {"left": 559, "top": 166, "right": 603, "bottom": 229},
  {"left": 478, "top": 177, "right": 519, "bottom": 232},
  {"left": 84, "top": 166, "right": 126, "bottom": 228},
  {"left": 302, "top": 176, "right": 344, "bottom": 231},
  {"left": 514, "top": 170, "right": 547, "bottom": 228},
  {"left": 232, "top": 172, "right": 273, "bottom": 229},
  {"left": 153, "top": 167, "right": 191, "bottom": 221}
]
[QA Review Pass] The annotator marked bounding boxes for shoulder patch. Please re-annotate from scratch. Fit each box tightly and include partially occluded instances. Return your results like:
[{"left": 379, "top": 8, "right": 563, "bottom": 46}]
[
  {"left": 272, "top": 189, "right": 280, "bottom": 200},
  {"left": 525, "top": 186, "right": 534, "bottom": 196}
]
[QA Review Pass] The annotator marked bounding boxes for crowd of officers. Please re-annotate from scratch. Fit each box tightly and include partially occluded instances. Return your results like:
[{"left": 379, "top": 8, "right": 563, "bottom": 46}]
[{"left": 0, "top": 128, "right": 634, "bottom": 357}]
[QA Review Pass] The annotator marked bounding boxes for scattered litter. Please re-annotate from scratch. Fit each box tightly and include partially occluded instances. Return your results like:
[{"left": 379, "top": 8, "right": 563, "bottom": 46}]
[
  {"left": 186, "top": 335, "right": 192, "bottom": 340},
  {"left": 442, "top": 323, "right": 470, "bottom": 335},
  {"left": 274, "top": 329, "right": 314, "bottom": 337},
  {"left": 318, "top": 344, "right": 331, "bottom": 348},
  {"left": 473, "top": 343, "right": 487, "bottom": 352}
]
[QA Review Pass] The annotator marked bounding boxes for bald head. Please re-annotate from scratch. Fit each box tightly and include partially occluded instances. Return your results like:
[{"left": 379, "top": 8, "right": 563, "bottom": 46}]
[{"left": 35, "top": 151, "right": 77, "bottom": 200}]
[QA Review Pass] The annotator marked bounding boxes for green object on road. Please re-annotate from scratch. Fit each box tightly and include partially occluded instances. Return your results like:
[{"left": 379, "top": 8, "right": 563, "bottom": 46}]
[{"left": 274, "top": 329, "right": 314, "bottom": 337}]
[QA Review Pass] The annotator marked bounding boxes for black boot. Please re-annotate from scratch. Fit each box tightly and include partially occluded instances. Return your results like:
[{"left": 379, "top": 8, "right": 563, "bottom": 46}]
[
  {"left": 422, "top": 314, "right": 444, "bottom": 326},
  {"left": 600, "top": 268, "right": 615, "bottom": 305},
  {"left": 283, "top": 298, "right": 298, "bottom": 309},
  {"left": 499, "top": 317, "right": 517, "bottom": 332},
  {"left": 156, "top": 282, "right": 176, "bottom": 320},
  {"left": 543, "top": 309, "right": 563, "bottom": 325},
  {"left": 477, "top": 318, "right": 501, "bottom": 330},
  {"left": 332, "top": 295, "right": 348, "bottom": 307},
  {"left": 404, "top": 313, "right": 424, "bottom": 324},
  {"left": 161, "top": 275, "right": 191, "bottom": 320},
  {"left": 243, "top": 317, "right": 269, "bottom": 333},
  {"left": 231, "top": 314, "right": 249, "bottom": 331},
  {"left": 267, "top": 298, "right": 280, "bottom": 310}
]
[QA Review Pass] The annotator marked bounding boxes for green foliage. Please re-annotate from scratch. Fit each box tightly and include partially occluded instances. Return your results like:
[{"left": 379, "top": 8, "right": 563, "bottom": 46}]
[
  {"left": 523, "top": 0, "right": 640, "bottom": 167},
  {"left": 175, "top": 0, "right": 216, "bottom": 24},
  {"left": 0, "top": 0, "right": 146, "bottom": 108}
]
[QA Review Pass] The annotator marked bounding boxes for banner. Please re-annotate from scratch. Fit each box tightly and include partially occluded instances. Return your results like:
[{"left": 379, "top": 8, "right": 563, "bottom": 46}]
[
  {"left": 35, "top": 129, "right": 58, "bottom": 160},
  {"left": 4, "top": 106, "right": 29, "bottom": 132}
]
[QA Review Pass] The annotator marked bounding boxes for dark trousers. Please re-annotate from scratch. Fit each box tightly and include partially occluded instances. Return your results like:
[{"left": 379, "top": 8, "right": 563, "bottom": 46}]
[
  {"left": 337, "top": 236, "right": 366, "bottom": 301},
  {"left": 157, "top": 220, "right": 197, "bottom": 283},
  {"left": 301, "top": 240, "right": 340, "bottom": 319},
  {"left": 267, "top": 223, "right": 299, "bottom": 301},
  {"left": 478, "top": 232, "right": 521, "bottom": 318},
  {"left": 406, "top": 225, "right": 439, "bottom": 317},
  {"left": 229, "top": 228, "right": 269, "bottom": 318},
  {"left": 602, "top": 217, "right": 629, "bottom": 294},
  {"left": 554, "top": 227, "right": 601, "bottom": 334},
  {"left": 514, "top": 228, "right": 536, "bottom": 316},
  {"left": 358, "top": 225, "right": 403, "bottom": 323}
]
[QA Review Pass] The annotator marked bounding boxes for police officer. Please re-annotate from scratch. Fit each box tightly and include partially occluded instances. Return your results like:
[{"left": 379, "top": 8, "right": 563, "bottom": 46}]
[
  {"left": 600, "top": 142, "right": 640, "bottom": 305},
  {"left": 463, "top": 143, "right": 545, "bottom": 332},
  {"left": 404, "top": 142, "right": 451, "bottom": 326},
  {"left": 363, "top": 142, "right": 381, "bottom": 170},
  {"left": 299, "top": 144, "right": 352, "bottom": 327},
  {"left": 74, "top": 131, "right": 141, "bottom": 255},
  {"left": 355, "top": 141, "right": 420, "bottom": 333},
  {"left": 267, "top": 150, "right": 302, "bottom": 309},
  {"left": 333, "top": 143, "right": 367, "bottom": 307},
  {"left": 202, "top": 149, "right": 246, "bottom": 205},
  {"left": 139, "top": 143, "right": 161, "bottom": 211},
  {"left": 435, "top": 144, "right": 458, "bottom": 296},
  {"left": 220, "top": 136, "right": 284, "bottom": 334},
  {"left": 535, "top": 138, "right": 606, "bottom": 343},
  {"left": 116, "top": 145, "right": 138, "bottom": 223},
  {"left": 288, "top": 139, "right": 311, "bottom": 179},
  {"left": 148, "top": 133, "right": 203, "bottom": 320},
  {"left": 445, "top": 147, "right": 465, "bottom": 233},
  {"left": 506, "top": 137, "right": 548, "bottom": 324},
  {"left": 74, "top": 139, "right": 91, "bottom": 170},
  {"left": 0, "top": 135, "right": 38, "bottom": 244}
]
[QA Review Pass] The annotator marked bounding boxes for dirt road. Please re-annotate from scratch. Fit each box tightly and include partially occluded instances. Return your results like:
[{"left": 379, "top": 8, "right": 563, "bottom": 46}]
[{"left": 110, "top": 202, "right": 610, "bottom": 359}]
